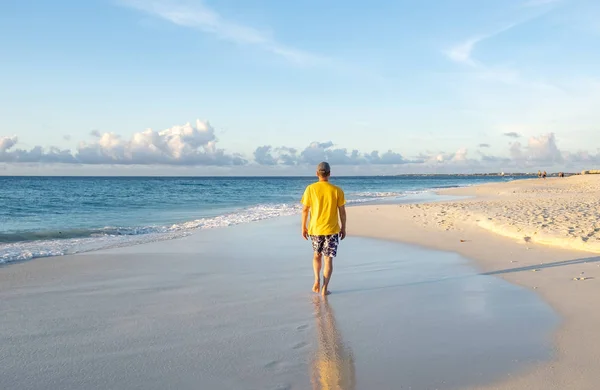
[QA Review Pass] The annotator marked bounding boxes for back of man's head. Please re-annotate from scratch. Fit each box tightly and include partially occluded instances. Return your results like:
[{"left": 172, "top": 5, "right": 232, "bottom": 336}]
[{"left": 317, "top": 161, "right": 331, "bottom": 177}]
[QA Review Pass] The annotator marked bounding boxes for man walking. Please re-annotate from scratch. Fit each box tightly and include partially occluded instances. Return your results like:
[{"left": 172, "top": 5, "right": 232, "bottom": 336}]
[{"left": 301, "top": 162, "right": 346, "bottom": 296}]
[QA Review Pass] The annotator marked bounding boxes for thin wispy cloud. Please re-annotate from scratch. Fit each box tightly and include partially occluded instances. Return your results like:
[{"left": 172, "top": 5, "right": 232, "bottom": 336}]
[
  {"left": 445, "top": 2, "right": 557, "bottom": 67},
  {"left": 444, "top": 6, "right": 563, "bottom": 92},
  {"left": 445, "top": 23, "right": 516, "bottom": 66},
  {"left": 120, "top": 0, "right": 329, "bottom": 66},
  {"left": 445, "top": 36, "right": 484, "bottom": 66}
]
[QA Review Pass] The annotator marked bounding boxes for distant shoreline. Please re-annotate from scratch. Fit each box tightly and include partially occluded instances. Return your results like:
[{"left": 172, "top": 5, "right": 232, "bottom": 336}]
[{"left": 0, "top": 173, "right": 557, "bottom": 178}]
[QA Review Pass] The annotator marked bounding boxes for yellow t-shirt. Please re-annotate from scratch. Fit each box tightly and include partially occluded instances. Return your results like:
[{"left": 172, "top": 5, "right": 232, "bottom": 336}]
[{"left": 301, "top": 181, "right": 346, "bottom": 236}]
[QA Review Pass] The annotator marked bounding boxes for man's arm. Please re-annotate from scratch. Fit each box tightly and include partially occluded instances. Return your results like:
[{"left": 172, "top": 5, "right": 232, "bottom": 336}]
[
  {"left": 301, "top": 187, "right": 311, "bottom": 240},
  {"left": 338, "top": 205, "right": 347, "bottom": 240},
  {"left": 302, "top": 204, "right": 310, "bottom": 240}
]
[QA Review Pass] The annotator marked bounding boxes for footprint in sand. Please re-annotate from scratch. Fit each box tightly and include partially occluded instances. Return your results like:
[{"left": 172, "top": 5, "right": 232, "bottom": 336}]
[
  {"left": 264, "top": 360, "right": 283, "bottom": 369},
  {"left": 292, "top": 342, "right": 308, "bottom": 350}
]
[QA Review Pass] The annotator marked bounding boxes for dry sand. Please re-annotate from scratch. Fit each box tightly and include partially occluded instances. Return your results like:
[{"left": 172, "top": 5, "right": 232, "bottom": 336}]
[{"left": 349, "top": 174, "right": 600, "bottom": 389}]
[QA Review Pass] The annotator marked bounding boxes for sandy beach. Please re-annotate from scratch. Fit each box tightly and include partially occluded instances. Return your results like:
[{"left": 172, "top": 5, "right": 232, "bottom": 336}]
[
  {"left": 2, "top": 175, "right": 600, "bottom": 389},
  {"left": 2, "top": 215, "right": 555, "bottom": 389},
  {"left": 350, "top": 174, "right": 600, "bottom": 389}
]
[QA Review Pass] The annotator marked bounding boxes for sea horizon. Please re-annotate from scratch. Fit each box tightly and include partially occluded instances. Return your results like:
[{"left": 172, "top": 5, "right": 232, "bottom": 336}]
[
  {"left": 1, "top": 175, "right": 532, "bottom": 264},
  {"left": 0, "top": 172, "right": 568, "bottom": 178}
]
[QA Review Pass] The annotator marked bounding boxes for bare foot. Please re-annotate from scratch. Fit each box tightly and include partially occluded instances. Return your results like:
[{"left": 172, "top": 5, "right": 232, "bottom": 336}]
[
  {"left": 321, "top": 288, "right": 331, "bottom": 296},
  {"left": 312, "top": 282, "right": 320, "bottom": 293}
]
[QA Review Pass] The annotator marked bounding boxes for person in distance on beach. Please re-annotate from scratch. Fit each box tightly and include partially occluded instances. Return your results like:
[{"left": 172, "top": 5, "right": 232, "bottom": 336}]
[{"left": 301, "top": 162, "right": 347, "bottom": 296}]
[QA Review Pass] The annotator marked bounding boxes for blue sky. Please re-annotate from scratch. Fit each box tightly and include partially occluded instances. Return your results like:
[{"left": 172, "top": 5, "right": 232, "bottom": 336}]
[{"left": 1, "top": 0, "right": 599, "bottom": 175}]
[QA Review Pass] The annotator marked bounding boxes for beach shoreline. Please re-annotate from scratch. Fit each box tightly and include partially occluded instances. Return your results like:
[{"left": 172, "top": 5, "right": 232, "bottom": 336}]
[
  {"left": 0, "top": 215, "right": 557, "bottom": 390},
  {"left": 0, "top": 175, "right": 515, "bottom": 265},
  {"left": 2, "top": 175, "right": 597, "bottom": 389},
  {"left": 348, "top": 175, "right": 600, "bottom": 389}
]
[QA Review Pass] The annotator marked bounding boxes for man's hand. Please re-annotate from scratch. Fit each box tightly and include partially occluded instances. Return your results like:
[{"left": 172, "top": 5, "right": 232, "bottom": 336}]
[
  {"left": 338, "top": 205, "right": 347, "bottom": 240},
  {"left": 301, "top": 204, "right": 310, "bottom": 240}
]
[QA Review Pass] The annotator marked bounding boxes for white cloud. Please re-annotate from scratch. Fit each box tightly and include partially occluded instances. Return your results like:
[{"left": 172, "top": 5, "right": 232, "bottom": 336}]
[
  {"left": 563, "top": 149, "right": 600, "bottom": 167},
  {"left": 252, "top": 142, "right": 413, "bottom": 166},
  {"left": 0, "top": 120, "right": 245, "bottom": 166},
  {"left": 523, "top": 133, "right": 563, "bottom": 163},
  {"left": 299, "top": 141, "right": 336, "bottom": 164},
  {"left": 510, "top": 141, "right": 524, "bottom": 160},
  {"left": 443, "top": 2, "right": 572, "bottom": 98},
  {"left": 445, "top": 23, "right": 517, "bottom": 66},
  {"left": 301, "top": 142, "right": 411, "bottom": 165},
  {"left": 443, "top": 6, "right": 559, "bottom": 91},
  {"left": 445, "top": 36, "right": 485, "bottom": 66},
  {"left": 528, "top": 133, "right": 561, "bottom": 159},
  {"left": 415, "top": 148, "right": 472, "bottom": 165},
  {"left": 0, "top": 136, "right": 18, "bottom": 152},
  {"left": 254, "top": 146, "right": 300, "bottom": 166},
  {"left": 453, "top": 147, "right": 469, "bottom": 162},
  {"left": 0, "top": 136, "right": 77, "bottom": 163},
  {"left": 366, "top": 150, "right": 411, "bottom": 165},
  {"left": 4, "top": 125, "right": 600, "bottom": 172},
  {"left": 508, "top": 133, "right": 569, "bottom": 166},
  {"left": 275, "top": 147, "right": 299, "bottom": 166},
  {"left": 120, "top": 0, "right": 328, "bottom": 66},
  {"left": 253, "top": 146, "right": 277, "bottom": 166}
]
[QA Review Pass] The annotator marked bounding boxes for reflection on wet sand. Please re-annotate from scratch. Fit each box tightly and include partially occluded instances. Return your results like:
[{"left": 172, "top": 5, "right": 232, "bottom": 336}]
[{"left": 310, "top": 297, "right": 356, "bottom": 390}]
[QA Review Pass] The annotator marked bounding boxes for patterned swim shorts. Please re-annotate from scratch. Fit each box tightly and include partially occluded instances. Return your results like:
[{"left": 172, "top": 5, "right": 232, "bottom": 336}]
[{"left": 310, "top": 234, "right": 340, "bottom": 257}]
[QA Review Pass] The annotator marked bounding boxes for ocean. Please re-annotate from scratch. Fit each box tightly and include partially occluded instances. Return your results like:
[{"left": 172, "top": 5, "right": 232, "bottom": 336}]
[{"left": 0, "top": 175, "right": 527, "bottom": 263}]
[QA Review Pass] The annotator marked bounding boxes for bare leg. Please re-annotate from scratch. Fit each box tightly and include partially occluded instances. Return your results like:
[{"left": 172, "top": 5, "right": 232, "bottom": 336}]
[
  {"left": 313, "top": 253, "right": 322, "bottom": 293},
  {"left": 321, "top": 256, "right": 333, "bottom": 296}
]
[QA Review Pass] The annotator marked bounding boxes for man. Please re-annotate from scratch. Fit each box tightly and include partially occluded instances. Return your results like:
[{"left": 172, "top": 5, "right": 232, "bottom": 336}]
[{"left": 301, "top": 162, "right": 346, "bottom": 296}]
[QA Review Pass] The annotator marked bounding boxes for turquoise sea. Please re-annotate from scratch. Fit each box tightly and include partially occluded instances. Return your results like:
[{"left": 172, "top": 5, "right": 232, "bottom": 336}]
[{"left": 0, "top": 175, "right": 529, "bottom": 263}]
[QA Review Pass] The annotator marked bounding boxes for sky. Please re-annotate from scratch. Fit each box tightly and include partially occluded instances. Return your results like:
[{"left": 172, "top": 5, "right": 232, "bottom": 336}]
[{"left": 1, "top": 0, "right": 600, "bottom": 175}]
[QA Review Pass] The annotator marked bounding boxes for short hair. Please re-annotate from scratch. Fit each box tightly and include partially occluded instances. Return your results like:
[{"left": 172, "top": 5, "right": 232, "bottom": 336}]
[{"left": 317, "top": 161, "right": 331, "bottom": 175}]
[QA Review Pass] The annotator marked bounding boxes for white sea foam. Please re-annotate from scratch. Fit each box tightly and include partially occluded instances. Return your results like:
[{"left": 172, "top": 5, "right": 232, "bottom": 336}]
[
  {"left": 351, "top": 191, "right": 407, "bottom": 198},
  {"left": 0, "top": 203, "right": 304, "bottom": 264}
]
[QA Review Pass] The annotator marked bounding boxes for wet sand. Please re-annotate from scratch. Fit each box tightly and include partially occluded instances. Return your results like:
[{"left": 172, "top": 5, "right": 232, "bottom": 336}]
[
  {"left": 350, "top": 175, "right": 600, "bottom": 389},
  {"left": 0, "top": 216, "right": 555, "bottom": 389}
]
